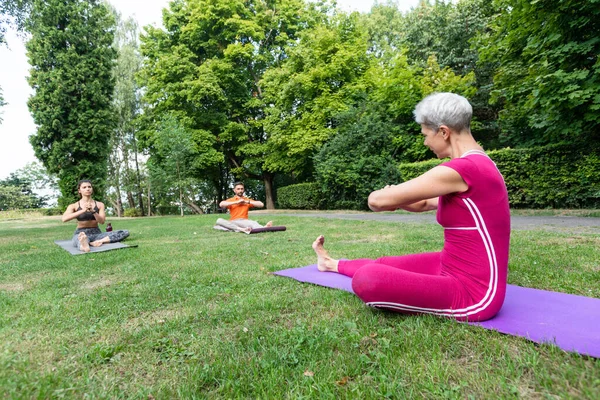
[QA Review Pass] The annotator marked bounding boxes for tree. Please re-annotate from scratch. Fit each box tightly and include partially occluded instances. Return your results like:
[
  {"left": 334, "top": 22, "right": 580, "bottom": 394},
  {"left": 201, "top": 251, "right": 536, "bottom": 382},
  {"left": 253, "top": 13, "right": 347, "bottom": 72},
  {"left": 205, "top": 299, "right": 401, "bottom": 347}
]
[
  {"left": 398, "top": 0, "right": 499, "bottom": 147},
  {"left": 314, "top": 101, "right": 403, "bottom": 210},
  {"left": 479, "top": 0, "right": 600, "bottom": 148},
  {"left": 26, "top": 0, "right": 116, "bottom": 208},
  {"left": 138, "top": 0, "right": 328, "bottom": 209},
  {"left": 0, "top": 171, "right": 48, "bottom": 210},
  {"left": 14, "top": 161, "right": 59, "bottom": 194},
  {"left": 0, "top": 0, "right": 32, "bottom": 45},
  {"left": 107, "top": 8, "right": 145, "bottom": 217},
  {"left": 148, "top": 115, "right": 204, "bottom": 216},
  {"left": 261, "top": 11, "right": 372, "bottom": 179}
]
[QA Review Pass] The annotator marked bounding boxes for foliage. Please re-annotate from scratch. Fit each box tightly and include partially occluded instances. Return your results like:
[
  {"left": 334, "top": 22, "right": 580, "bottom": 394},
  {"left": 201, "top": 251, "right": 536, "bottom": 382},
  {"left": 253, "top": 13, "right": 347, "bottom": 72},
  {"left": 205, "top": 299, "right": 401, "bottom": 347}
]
[
  {"left": 479, "top": 0, "right": 600, "bottom": 147},
  {"left": 13, "top": 161, "right": 58, "bottom": 193},
  {"left": 398, "top": 0, "right": 500, "bottom": 147},
  {"left": 313, "top": 102, "right": 402, "bottom": 210},
  {"left": 123, "top": 207, "right": 142, "bottom": 217},
  {"left": 262, "top": 11, "right": 371, "bottom": 178},
  {"left": 26, "top": 0, "right": 116, "bottom": 208},
  {"left": 398, "top": 158, "right": 444, "bottom": 182},
  {"left": 148, "top": 115, "right": 200, "bottom": 216},
  {"left": 0, "top": 172, "right": 48, "bottom": 210},
  {"left": 367, "top": 53, "right": 476, "bottom": 163},
  {"left": 398, "top": 144, "right": 600, "bottom": 209},
  {"left": 490, "top": 145, "right": 600, "bottom": 209},
  {"left": 0, "top": 0, "right": 32, "bottom": 44},
  {"left": 276, "top": 182, "right": 321, "bottom": 209}
]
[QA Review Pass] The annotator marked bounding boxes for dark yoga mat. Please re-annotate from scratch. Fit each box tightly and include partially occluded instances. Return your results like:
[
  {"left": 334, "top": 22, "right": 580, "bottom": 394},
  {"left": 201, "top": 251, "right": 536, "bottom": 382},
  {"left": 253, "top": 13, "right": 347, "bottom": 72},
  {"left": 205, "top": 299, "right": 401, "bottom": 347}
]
[
  {"left": 54, "top": 240, "right": 136, "bottom": 255},
  {"left": 274, "top": 264, "right": 600, "bottom": 358},
  {"left": 248, "top": 226, "right": 287, "bottom": 234}
]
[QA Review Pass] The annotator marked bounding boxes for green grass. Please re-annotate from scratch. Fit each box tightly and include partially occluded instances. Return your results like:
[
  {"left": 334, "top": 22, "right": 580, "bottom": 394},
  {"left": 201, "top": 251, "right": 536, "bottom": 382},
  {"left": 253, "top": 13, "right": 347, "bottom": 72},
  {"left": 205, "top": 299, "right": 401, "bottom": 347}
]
[{"left": 0, "top": 214, "right": 598, "bottom": 398}]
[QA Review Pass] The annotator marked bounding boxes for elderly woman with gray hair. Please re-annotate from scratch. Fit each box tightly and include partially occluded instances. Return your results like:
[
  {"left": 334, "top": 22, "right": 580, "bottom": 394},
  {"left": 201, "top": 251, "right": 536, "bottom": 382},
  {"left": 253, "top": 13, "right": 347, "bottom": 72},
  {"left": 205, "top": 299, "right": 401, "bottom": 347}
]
[{"left": 312, "top": 93, "right": 511, "bottom": 322}]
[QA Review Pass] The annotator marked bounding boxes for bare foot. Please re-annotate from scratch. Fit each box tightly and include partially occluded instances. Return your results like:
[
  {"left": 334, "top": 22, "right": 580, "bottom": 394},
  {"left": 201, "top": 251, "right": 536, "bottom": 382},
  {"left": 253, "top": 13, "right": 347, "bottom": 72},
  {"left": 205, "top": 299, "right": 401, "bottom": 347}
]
[
  {"left": 265, "top": 221, "right": 273, "bottom": 228},
  {"left": 78, "top": 232, "right": 90, "bottom": 253},
  {"left": 90, "top": 237, "right": 110, "bottom": 247},
  {"left": 312, "top": 235, "right": 339, "bottom": 272}
]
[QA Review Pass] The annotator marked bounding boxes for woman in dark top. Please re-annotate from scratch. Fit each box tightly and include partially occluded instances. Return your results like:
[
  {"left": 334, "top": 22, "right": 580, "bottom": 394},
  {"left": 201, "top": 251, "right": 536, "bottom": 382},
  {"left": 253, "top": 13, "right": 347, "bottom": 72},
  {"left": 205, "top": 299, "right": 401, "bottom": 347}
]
[{"left": 62, "top": 180, "right": 129, "bottom": 252}]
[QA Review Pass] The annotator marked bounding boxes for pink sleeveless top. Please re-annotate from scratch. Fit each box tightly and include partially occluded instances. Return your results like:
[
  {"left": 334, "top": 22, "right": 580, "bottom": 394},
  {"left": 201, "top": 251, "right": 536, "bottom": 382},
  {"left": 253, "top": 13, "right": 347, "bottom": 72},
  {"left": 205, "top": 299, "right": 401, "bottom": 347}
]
[{"left": 437, "top": 150, "right": 511, "bottom": 320}]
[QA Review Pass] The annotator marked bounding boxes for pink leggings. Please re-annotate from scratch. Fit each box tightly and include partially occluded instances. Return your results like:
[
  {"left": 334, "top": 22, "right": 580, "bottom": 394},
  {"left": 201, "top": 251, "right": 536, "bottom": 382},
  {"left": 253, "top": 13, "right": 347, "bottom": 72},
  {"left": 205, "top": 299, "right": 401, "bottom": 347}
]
[{"left": 339, "top": 252, "right": 475, "bottom": 321}]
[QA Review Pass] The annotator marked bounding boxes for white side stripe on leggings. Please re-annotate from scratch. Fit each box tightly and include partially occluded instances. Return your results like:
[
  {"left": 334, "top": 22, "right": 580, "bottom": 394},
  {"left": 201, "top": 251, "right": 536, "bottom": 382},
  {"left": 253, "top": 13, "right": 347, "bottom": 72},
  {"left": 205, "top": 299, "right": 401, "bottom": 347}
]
[{"left": 366, "top": 198, "right": 498, "bottom": 317}]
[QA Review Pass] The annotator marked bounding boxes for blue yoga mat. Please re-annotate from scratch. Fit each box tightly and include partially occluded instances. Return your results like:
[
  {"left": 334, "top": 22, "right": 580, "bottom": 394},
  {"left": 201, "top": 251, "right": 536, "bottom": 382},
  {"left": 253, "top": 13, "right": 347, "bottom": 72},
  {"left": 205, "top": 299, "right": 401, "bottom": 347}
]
[{"left": 274, "top": 265, "right": 600, "bottom": 358}]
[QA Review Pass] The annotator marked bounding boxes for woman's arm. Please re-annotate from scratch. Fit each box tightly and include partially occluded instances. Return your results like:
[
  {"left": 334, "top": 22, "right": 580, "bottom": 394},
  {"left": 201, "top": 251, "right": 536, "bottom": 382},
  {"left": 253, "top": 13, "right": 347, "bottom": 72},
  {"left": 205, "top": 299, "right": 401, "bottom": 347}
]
[
  {"left": 62, "top": 203, "right": 86, "bottom": 222},
  {"left": 92, "top": 202, "right": 106, "bottom": 224},
  {"left": 368, "top": 166, "right": 467, "bottom": 212}
]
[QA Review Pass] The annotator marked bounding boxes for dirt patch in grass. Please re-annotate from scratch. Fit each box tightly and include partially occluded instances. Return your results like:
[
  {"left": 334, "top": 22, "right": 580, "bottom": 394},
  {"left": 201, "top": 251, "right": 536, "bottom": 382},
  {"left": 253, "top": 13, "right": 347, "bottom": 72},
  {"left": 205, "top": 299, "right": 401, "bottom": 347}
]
[
  {"left": 80, "top": 278, "right": 115, "bottom": 290},
  {"left": 0, "top": 282, "right": 25, "bottom": 292}
]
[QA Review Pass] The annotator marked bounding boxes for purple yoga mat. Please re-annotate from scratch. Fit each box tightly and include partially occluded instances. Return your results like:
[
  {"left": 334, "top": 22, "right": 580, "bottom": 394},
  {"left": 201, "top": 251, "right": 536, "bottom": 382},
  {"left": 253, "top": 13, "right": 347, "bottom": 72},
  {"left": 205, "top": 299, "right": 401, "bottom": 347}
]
[{"left": 274, "top": 265, "right": 600, "bottom": 358}]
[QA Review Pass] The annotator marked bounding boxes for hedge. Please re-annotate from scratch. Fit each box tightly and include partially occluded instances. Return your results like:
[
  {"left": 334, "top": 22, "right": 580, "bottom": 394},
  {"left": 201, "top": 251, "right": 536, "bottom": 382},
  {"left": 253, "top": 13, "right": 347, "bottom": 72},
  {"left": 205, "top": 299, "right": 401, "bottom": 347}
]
[
  {"left": 278, "top": 145, "right": 598, "bottom": 210},
  {"left": 277, "top": 182, "right": 322, "bottom": 210},
  {"left": 399, "top": 144, "right": 600, "bottom": 209}
]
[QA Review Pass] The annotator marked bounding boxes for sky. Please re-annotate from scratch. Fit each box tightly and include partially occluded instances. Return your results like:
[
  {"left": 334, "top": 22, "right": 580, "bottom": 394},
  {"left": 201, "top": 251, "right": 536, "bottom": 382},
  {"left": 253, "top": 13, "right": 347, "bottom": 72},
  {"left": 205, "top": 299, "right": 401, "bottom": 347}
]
[{"left": 0, "top": 0, "right": 420, "bottom": 179}]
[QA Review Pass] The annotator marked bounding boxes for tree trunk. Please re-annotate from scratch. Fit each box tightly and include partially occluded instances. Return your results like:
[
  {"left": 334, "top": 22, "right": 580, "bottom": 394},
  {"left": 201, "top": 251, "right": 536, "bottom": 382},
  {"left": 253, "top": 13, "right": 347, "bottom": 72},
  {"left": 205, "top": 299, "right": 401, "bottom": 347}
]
[
  {"left": 147, "top": 179, "right": 152, "bottom": 216},
  {"left": 127, "top": 191, "right": 135, "bottom": 209},
  {"left": 112, "top": 155, "right": 124, "bottom": 217},
  {"left": 115, "top": 196, "right": 123, "bottom": 218},
  {"left": 109, "top": 198, "right": 122, "bottom": 217},
  {"left": 184, "top": 198, "right": 204, "bottom": 214},
  {"left": 263, "top": 172, "right": 275, "bottom": 209},
  {"left": 178, "top": 161, "right": 183, "bottom": 217},
  {"left": 132, "top": 131, "right": 145, "bottom": 216}
]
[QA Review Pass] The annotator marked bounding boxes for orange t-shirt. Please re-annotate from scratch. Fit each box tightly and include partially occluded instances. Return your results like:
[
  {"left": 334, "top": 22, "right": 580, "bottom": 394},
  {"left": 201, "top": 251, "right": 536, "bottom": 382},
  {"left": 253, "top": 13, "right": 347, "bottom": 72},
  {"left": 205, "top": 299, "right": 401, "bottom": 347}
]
[{"left": 225, "top": 197, "right": 254, "bottom": 220}]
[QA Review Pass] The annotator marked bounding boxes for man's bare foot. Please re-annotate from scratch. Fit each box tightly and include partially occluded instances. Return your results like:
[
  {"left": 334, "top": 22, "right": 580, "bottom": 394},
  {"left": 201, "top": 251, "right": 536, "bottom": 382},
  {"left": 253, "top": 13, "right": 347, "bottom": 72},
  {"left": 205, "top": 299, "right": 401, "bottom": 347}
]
[
  {"left": 78, "top": 232, "right": 90, "bottom": 253},
  {"left": 265, "top": 221, "right": 273, "bottom": 227},
  {"left": 312, "top": 235, "right": 339, "bottom": 272}
]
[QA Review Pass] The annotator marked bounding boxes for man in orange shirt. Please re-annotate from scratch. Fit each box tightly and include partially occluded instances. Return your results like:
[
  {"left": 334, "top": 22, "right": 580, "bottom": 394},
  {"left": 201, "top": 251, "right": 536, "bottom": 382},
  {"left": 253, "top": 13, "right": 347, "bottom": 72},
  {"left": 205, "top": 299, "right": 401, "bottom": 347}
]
[{"left": 214, "top": 182, "right": 273, "bottom": 233}]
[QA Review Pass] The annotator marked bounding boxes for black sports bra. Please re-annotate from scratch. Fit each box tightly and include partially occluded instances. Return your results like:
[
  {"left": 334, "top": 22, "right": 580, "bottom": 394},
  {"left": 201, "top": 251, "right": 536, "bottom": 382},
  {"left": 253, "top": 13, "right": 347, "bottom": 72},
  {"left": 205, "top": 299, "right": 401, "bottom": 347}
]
[{"left": 76, "top": 201, "right": 99, "bottom": 221}]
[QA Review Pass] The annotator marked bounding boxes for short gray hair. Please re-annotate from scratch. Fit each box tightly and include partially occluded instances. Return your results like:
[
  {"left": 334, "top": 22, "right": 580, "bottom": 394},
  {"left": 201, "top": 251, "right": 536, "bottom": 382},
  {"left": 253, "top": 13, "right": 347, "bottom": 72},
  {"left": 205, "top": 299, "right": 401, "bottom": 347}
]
[{"left": 413, "top": 92, "right": 472, "bottom": 132}]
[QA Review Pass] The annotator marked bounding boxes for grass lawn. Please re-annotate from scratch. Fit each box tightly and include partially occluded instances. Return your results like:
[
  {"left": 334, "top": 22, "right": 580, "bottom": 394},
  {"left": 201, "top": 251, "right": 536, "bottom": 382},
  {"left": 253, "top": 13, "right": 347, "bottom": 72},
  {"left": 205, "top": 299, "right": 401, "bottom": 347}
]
[{"left": 0, "top": 213, "right": 598, "bottom": 398}]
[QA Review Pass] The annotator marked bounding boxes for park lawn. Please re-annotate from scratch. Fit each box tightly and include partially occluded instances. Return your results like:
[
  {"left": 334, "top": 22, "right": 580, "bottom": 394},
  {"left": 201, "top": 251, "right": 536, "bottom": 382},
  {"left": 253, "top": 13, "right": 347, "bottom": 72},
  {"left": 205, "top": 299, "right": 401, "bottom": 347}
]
[{"left": 0, "top": 214, "right": 598, "bottom": 398}]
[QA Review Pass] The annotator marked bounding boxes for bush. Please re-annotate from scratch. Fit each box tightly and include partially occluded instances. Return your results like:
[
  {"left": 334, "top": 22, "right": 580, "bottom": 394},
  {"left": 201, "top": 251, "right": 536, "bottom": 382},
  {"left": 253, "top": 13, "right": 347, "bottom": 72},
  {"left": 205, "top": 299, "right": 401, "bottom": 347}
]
[
  {"left": 397, "top": 144, "right": 600, "bottom": 209},
  {"left": 123, "top": 208, "right": 143, "bottom": 217},
  {"left": 41, "top": 207, "right": 62, "bottom": 216},
  {"left": 313, "top": 103, "right": 405, "bottom": 211},
  {"left": 398, "top": 159, "right": 443, "bottom": 181},
  {"left": 490, "top": 145, "right": 600, "bottom": 208},
  {"left": 277, "top": 183, "right": 322, "bottom": 210}
]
